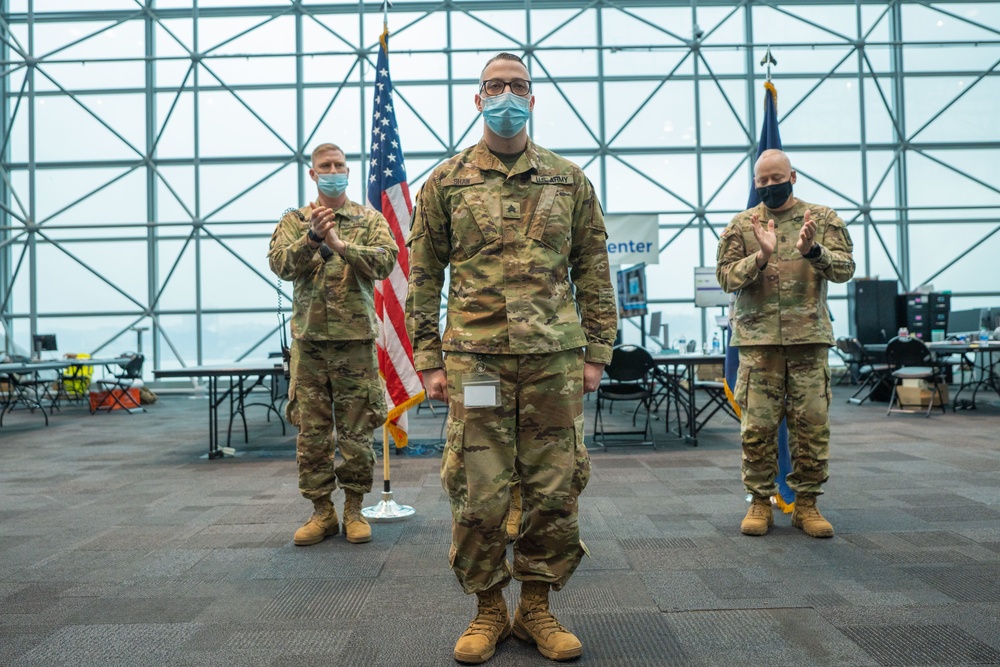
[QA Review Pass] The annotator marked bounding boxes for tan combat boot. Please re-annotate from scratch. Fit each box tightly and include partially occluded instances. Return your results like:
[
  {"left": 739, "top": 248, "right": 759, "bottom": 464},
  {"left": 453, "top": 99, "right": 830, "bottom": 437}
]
[
  {"left": 454, "top": 586, "right": 511, "bottom": 664},
  {"left": 791, "top": 494, "right": 834, "bottom": 538},
  {"left": 293, "top": 496, "right": 339, "bottom": 546},
  {"left": 505, "top": 482, "right": 522, "bottom": 542},
  {"left": 740, "top": 495, "right": 774, "bottom": 536},
  {"left": 512, "top": 581, "right": 582, "bottom": 661},
  {"left": 342, "top": 490, "right": 372, "bottom": 544}
]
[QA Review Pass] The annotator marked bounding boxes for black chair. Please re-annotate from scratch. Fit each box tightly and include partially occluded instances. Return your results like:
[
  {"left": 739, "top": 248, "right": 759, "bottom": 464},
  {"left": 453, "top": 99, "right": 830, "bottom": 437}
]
[
  {"left": 593, "top": 345, "right": 655, "bottom": 450},
  {"left": 846, "top": 338, "right": 893, "bottom": 405},
  {"left": 885, "top": 336, "right": 947, "bottom": 417},
  {"left": 91, "top": 353, "right": 145, "bottom": 414},
  {"left": 833, "top": 336, "right": 861, "bottom": 385},
  {"left": 0, "top": 355, "right": 51, "bottom": 426}
]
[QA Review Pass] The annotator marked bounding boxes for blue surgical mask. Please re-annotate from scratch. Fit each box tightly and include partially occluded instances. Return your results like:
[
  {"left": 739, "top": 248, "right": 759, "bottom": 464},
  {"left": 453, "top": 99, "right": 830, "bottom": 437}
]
[
  {"left": 317, "top": 172, "right": 349, "bottom": 198},
  {"left": 481, "top": 92, "right": 531, "bottom": 138}
]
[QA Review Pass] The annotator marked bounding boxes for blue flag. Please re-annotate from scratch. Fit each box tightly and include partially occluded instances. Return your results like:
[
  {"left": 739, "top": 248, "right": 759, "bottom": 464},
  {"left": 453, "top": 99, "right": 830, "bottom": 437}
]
[{"left": 724, "top": 81, "right": 796, "bottom": 511}]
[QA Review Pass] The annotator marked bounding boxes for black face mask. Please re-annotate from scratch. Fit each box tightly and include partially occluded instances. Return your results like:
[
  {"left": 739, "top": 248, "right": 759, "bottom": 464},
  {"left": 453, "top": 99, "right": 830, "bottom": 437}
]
[{"left": 756, "top": 180, "right": 793, "bottom": 209}]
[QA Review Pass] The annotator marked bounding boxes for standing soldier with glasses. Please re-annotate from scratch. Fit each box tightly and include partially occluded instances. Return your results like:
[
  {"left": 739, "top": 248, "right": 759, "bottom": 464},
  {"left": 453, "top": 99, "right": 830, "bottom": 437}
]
[{"left": 406, "top": 53, "right": 617, "bottom": 663}]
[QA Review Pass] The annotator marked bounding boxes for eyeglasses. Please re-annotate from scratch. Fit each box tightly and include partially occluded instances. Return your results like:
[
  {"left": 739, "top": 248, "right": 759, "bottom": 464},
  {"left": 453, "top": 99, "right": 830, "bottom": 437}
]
[{"left": 480, "top": 78, "right": 532, "bottom": 97}]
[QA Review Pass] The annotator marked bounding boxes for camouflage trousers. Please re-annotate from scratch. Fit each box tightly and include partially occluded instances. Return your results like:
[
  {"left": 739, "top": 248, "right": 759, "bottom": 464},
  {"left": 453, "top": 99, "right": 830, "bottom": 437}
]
[
  {"left": 288, "top": 339, "right": 386, "bottom": 501},
  {"left": 442, "top": 349, "right": 590, "bottom": 595},
  {"left": 734, "top": 344, "right": 831, "bottom": 497}
]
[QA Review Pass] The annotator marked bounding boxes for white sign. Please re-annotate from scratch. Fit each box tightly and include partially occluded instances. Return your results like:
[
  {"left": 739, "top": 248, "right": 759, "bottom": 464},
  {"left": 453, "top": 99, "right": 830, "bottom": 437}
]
[
  {"left": 694, "top": 266, "right": 729, "bottom": 308},
  {"left": 604, "top": 214, "right": 659, "bottom": 266}
]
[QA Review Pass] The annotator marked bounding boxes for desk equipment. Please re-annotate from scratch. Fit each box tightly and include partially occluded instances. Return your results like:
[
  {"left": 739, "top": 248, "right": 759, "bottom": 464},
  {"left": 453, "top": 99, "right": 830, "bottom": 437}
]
[
  {"left": 847, "top": 279, "right": 898, "bottom": 344},
  {"left": 948, "top": 307, "right": 990, "bottom": 337},
  {"left": 897, "top": 292, "right": 949, "bottom": 341},
  {"left": 31, "top": 333, "right": 57, "bottom": 359}
]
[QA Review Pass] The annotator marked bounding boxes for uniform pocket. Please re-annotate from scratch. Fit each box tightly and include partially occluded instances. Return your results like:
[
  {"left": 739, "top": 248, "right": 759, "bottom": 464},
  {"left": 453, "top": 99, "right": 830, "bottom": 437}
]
[
  {"left": 369, "top": 379, "right": 388, "bottom": 424},
  {"left": 453, "top": 190, "right": 500, "bottom": 258},
  {"left": 570, "top": 413, "right": 591, "bottom": 496},
  {"left": 285, "top": 378, "right": 299, "bottom": 428},
  {"left": 527, "top": 185, "right": 573, "bottom": 254},
  {"left": 441, "top": 416, "right": 468, "bottom": 506},
  {"left": 735, "top": 362, "right": 751, "bottom": 416}
]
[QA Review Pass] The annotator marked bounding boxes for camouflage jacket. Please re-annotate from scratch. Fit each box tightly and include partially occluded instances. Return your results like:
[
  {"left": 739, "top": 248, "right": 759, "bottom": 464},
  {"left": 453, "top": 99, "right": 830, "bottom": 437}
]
[
  {"left": 268, "top": 198, "right": 399, "bottom": 341},
  {"left": 716, "top": 199, "right": 855, "bottom": 346},
  {"left": 406, "top": 138, "right": 617, "bottom": 370}
]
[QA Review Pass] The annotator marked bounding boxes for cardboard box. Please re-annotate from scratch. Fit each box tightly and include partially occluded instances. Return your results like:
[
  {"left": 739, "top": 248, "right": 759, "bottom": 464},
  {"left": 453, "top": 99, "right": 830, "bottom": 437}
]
[
  {"left": 89, "top": 387, "right": 141, "bottom": 412},
  {"left": 696, "top": 363, "right": 725, "bottom": 382},
  {"left": 896, "top": 382, "right": 948, "bottom": 408}
]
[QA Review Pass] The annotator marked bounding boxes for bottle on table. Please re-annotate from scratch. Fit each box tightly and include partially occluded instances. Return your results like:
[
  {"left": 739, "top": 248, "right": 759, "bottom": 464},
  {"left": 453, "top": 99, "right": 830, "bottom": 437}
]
[{"left": 711, "top": 332, "right": 721, "bottom": 354}]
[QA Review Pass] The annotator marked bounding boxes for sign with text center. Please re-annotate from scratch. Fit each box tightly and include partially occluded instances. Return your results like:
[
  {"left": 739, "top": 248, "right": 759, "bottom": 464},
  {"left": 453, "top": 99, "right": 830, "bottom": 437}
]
[{"left": 604, "top": 214, "right": 659, "bottom": 266}]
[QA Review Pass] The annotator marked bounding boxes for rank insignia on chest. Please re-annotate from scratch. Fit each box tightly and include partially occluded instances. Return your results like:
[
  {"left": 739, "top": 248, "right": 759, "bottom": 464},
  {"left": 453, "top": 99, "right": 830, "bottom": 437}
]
[{"left": 502, "top": 200, "right": 521, "bottom": 219}]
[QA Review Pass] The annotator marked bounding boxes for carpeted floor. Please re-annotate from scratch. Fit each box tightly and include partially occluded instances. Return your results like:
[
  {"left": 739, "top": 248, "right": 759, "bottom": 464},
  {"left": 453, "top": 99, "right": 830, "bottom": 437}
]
[{"left": 1, "top": 380, "right": 999, "bottom": 666}]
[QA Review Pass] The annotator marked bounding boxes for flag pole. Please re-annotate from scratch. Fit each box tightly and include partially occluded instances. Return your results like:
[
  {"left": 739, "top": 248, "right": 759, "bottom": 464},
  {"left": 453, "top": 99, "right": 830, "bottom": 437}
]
[
  {"left": 360, "top": 3, "right": 415, "bottom": 522},
  {"left": 363, "top": 422, "right": 415, "bottom": 521}
]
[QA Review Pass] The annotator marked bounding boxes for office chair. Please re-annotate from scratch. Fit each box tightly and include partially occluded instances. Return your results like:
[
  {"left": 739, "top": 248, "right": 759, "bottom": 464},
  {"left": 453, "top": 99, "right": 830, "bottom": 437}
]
[
  {"left": 885, "top": 337, "right": 947, "bottom": 417},
  {"left": 593, "top": 345, "right": 655, "bottom": 450},
  {"left": 90, "top": 353, "right": 145, "bottom": 414},
  {"left": 846, "top": 339, "right": 892, "bottom": 405},
  {"left": 833, "top": 337, "right": 861, "bottom": 385}
]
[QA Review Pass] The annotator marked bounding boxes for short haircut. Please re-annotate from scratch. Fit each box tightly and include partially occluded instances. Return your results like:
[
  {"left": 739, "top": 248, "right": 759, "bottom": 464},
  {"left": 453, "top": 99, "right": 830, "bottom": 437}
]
[
  {"left": 480, "top": 52, "right": 528, "bottom": 82},
  {"left": 311, "top": 143, "right": 344, "bottom": 165}
]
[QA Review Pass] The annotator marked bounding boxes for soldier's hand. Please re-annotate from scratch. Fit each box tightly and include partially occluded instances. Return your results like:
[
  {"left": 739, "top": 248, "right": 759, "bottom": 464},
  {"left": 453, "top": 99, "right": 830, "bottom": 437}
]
[
  {"left": 583, "top": 362, "right": 604, "bottom": 393},
  {"left": 423, "top": 368, "right": 448, "bottom": 403},
  {"left": 308, "top": 202, "right": 336, "bottom": 241},
  {"left": 751, "top": 213, "right": 776, "bottom": 266},
  {"left": 796, "top": 209, "right": 817, "bottom": 255},
  {"left": 325, "top": 226, "right": 347, "bottom": 256}
]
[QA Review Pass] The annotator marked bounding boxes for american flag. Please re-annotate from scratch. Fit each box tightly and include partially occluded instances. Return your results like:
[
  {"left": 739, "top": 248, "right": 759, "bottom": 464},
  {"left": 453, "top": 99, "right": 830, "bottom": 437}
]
[{"left": 367, "top": 28, "right": 425, "bottom": 448}]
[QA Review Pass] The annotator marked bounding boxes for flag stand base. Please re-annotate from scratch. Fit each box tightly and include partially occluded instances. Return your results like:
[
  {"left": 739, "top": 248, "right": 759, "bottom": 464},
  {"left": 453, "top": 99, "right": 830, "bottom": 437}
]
[{"left": 361, "top": 491, "right": 415, "bottom": 522}]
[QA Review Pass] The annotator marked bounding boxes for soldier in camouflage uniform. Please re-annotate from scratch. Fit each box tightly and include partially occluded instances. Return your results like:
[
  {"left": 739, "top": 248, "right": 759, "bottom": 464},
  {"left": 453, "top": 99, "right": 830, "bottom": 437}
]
[
  {"left": 717, "top": 149, "right": 855, "bottom": 539},
  {"left": 405, "top": 53, "right": 616, "bottom": 664},
  {"left": 268, "top": 143, "right": 398, "bottom": 547}
]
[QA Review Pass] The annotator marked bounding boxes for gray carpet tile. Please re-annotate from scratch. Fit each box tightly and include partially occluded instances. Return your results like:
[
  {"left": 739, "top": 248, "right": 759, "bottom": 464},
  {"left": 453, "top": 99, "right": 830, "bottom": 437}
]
[
  {"left": 661, "top": 608, "right": 879, "bottom": 667},
  {"left": 1, "top": 385, "right": 999, "bottom": 666},
  {"left": 840, "top": 624, "right": 1000, "bottom": 666},
  {"left": 257, "top": 578, "right": 374, "bottom": 620}
]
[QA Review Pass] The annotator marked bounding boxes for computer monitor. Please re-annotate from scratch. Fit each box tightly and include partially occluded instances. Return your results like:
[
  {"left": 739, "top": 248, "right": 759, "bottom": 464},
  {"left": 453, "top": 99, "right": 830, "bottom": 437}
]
[
  {"left": 694, "top": 267, "right": 730, "bottom": 308},
  {"left": 616, "top": 263, "right": 648, "bottom": 318},
  {"left": 647, "top": 311, "right": 662, "bottom": 337},
  {"left": 988, "top": 307, "right": 1000, "bottom": 330},
  {"left": 32, "top": 333, "right": 57, "bottom": 356},
  {"left": 946, "top": 308, "right": 985, "bottom": 336}
]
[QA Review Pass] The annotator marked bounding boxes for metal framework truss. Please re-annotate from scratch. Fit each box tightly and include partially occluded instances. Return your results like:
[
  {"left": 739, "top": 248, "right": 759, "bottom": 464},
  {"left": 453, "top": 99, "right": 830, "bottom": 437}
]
[{"left": 1, "top": 0, "right": 998, "bottom": 368}]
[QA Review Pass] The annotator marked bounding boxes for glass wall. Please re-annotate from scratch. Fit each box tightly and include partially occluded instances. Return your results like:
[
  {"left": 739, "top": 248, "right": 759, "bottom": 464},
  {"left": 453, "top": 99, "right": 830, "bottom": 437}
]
[{"left": 2, "top": 1, "right": 998, "bottom": 369}]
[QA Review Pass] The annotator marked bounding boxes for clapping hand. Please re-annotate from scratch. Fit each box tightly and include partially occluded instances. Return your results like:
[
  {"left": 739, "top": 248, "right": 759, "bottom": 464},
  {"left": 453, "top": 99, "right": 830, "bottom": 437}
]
[
  {"left": 796, "top": 209, "right": 816, "bottom": 255},
  {"left": 309, "top": 202, "right": 336, "bottom": 241},
  {"left": 750, "top": 212, "right": 777, "bottom": 267}
]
